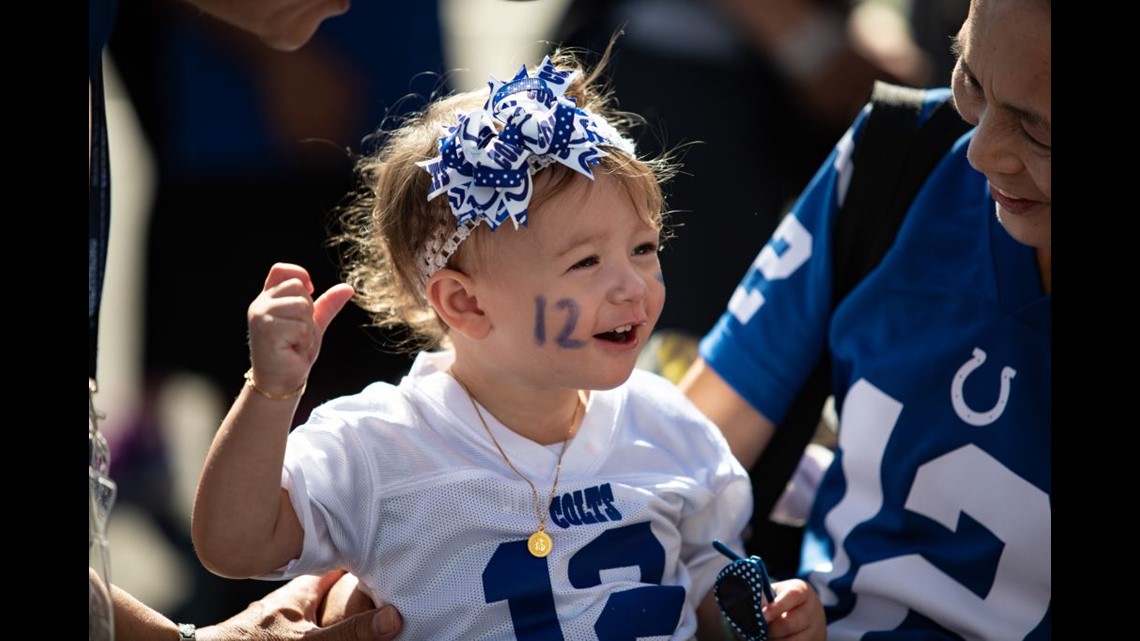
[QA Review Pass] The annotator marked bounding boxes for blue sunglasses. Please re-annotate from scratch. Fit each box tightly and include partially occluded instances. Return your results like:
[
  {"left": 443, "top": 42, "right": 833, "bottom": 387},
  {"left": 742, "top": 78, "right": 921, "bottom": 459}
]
[{"left": 712, "top": 539, "right": 778, "bottom": 641}]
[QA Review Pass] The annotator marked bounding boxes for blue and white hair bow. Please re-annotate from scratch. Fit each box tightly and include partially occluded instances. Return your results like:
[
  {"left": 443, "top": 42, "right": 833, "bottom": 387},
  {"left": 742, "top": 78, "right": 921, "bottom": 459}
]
[{"left": 416, "top": 56, "right": 636, "bottom": 280}]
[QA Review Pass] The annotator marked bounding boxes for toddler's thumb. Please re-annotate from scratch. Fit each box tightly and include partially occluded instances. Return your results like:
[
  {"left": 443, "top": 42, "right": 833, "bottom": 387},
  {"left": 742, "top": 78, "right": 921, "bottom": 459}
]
[{"left": 313, "top": 283, "right": 356, "bottom": 335}]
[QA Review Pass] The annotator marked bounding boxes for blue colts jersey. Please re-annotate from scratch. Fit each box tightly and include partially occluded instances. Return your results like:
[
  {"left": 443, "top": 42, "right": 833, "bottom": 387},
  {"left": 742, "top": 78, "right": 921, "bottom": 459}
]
[{"left": 700, "top": 90, "right": 1051, "bottom": 639}]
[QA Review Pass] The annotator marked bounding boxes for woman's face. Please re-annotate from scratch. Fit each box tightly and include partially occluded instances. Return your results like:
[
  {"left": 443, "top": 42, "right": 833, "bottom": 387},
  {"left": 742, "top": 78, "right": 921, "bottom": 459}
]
[
  {"left": 186, "top": 0, "right": 350, "bottom": 51},
  {"left": 951, "top": 0, "right": 1051, "bottom": 251}
]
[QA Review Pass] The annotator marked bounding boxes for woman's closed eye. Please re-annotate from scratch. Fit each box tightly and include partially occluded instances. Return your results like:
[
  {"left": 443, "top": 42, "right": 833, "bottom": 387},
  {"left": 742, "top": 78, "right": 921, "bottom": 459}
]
[{"left": 1024, "top": 130, "right": 1050, "bottom": 153}]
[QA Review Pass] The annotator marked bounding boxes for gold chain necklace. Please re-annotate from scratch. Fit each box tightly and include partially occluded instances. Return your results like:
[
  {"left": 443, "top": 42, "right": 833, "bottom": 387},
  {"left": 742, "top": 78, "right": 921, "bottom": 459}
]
[{"left": 450, "top": 372, "right": 585, "bottom": 558}]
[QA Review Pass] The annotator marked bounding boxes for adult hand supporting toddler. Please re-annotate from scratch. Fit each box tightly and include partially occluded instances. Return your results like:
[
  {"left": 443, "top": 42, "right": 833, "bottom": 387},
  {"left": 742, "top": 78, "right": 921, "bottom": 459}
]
[{"left": 196, "top": 570, "right": 402, "bottom": 641}]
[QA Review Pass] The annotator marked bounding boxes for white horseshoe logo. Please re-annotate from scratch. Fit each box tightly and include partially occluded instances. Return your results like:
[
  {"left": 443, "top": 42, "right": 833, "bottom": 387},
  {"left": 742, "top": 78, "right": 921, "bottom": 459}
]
[{"left": 951, "top": 347, "right": 1017, "bottom": 426}]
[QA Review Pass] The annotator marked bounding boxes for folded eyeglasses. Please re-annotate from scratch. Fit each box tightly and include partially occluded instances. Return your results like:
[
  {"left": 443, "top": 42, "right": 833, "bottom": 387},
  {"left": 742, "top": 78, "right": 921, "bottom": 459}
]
[{"left": 712, "top": 539, "right": 777, "bottom": 641}]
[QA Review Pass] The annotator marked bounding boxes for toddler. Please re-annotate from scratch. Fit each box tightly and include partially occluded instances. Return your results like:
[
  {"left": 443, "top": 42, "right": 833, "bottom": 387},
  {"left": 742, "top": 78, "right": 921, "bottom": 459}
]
[{"left": 192, "top": 48, "right": 821, "bottom": 639}]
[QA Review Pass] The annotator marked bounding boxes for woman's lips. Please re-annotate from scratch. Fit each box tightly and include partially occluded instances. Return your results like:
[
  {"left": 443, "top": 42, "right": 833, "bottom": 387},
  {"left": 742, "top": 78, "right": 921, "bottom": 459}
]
[{"left": 990, "top": 184, "right": 1038, "bottom": 216}]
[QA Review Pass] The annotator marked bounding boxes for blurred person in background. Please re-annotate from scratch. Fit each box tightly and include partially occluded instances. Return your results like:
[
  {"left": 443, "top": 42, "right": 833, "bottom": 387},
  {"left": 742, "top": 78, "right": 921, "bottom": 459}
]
[
  {"left": 98, "top": 0, "right": 446, "bottom": 630},
  {"left": 91, "top": 0, "right": 411, "bottom": 638}
]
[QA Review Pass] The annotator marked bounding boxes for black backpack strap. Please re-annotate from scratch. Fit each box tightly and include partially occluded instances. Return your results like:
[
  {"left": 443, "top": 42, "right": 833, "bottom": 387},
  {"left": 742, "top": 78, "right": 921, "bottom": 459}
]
[
  {"left": 834, "top": 82, "right": 973, "bottom": 298},
  {"left": 745, "top": 82, "right": 970, "bottom": 572}
]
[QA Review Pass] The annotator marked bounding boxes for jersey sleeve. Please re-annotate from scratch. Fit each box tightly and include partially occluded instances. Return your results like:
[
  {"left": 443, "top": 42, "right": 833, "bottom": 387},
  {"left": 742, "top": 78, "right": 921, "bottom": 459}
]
[
  {"left": 258, "top": 402, "right": 379, "bottom": 581},
  {"left": 656, "top": 378, "right": 755, "bottom": 603},
  {"left": 677, "top": 446, "right": 753, "bottom": 604},
  {"left": 697, "top": 106, "right": 871, "bottom": 427},
  {"left": 628, "top": 371, "right": 756, "bottom": 605}
]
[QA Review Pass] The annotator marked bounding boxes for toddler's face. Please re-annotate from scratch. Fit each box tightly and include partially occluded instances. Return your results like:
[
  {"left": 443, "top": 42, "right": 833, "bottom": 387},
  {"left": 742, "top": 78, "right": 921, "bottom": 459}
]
[{"left": 469, "top": 170, "right": 665, "bottom": 392}]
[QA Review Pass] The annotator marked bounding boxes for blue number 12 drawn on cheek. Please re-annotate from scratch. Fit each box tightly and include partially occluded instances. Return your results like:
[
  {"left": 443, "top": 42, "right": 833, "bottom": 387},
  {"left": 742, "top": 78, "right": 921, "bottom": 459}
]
[
  {"left": 534, "top": 296, "right": 586, "bottom": 349},
  {"left": 534, "top": 296, "right": 547, "bottom": 345}
]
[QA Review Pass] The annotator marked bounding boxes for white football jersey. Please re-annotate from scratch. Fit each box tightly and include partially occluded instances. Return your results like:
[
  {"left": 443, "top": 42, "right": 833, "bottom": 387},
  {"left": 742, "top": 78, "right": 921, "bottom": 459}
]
[{"left": 264, "top": 351, "right": 753, "bottom": 640}]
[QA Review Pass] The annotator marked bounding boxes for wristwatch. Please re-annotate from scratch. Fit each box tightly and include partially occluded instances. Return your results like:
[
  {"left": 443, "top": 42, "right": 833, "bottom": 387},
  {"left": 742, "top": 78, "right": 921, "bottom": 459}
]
[{"left": 177, "top": 623, "right": 196, "bottom": 640}]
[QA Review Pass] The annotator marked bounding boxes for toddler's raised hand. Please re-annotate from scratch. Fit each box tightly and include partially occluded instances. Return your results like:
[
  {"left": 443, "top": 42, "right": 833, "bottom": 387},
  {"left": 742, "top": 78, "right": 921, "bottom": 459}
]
[{"left": 246, "top": 262, "right": 355, "bottom": 396}]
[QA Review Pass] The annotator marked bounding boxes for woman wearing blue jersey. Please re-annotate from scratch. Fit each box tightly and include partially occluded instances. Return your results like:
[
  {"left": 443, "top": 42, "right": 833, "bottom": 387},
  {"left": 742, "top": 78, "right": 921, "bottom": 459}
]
[
  {"left": 680, "top": 0, "right": 1050, "bottom": 638},
  {"left": 190, "top": 45, "right": 823, "bottom": 639}
]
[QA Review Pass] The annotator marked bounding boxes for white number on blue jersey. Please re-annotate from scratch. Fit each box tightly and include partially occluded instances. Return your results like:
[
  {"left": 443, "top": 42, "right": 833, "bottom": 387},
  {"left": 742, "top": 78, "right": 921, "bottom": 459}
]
[
  {"left": 728, "top": 214, "right": 813, "bottom": 325},
  {"left": 812, "top": 380, "right": 1051, "bottom": 640}
]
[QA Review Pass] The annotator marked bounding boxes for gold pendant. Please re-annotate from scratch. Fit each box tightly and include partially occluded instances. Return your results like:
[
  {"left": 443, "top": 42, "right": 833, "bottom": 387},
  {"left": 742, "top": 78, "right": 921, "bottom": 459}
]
[{"left": 528, "top": 530, "right": 553, "bottom": 558}]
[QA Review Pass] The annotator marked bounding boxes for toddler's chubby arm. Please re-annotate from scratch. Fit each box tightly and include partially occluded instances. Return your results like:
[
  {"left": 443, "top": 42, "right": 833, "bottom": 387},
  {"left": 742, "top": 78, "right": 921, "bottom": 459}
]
[{"left": 192, "top": 262, "right": 355, "bottom": 579}]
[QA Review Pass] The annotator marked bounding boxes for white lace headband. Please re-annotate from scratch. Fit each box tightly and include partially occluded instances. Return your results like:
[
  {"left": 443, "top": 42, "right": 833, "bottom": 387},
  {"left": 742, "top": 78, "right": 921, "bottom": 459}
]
[{"left": 415, "top": 56, "right": 637, "bottom": 282}]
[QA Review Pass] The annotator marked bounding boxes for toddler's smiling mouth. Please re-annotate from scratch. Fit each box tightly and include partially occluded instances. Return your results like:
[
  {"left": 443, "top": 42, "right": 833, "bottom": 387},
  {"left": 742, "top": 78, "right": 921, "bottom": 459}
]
[{"left": 595, "top": 325, "right": 635, "bottom": 343}]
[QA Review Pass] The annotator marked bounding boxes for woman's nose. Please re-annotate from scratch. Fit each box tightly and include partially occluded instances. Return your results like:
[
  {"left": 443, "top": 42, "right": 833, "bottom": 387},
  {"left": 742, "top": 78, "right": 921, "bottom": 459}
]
[{"left": 966, "top": 108, "right": 1023, "bottom": 179}]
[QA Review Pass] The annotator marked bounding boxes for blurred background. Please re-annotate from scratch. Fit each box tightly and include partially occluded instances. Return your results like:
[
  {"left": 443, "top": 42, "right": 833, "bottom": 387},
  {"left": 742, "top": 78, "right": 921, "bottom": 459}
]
[{"left": 95, "top": 0, "right": 965, "bottom": 624}]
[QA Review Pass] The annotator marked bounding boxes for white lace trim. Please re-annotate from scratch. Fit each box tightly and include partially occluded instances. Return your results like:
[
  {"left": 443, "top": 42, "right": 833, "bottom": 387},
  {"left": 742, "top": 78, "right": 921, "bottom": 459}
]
[{"left": 417, "top": 219, "right": 479, "bottom": 283}]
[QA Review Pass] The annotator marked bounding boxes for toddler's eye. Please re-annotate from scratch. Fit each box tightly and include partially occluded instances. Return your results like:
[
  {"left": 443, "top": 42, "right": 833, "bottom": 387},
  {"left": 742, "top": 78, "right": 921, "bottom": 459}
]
[
  {"left": 571, "top": 256, "right": 599, "bottom": 270},
  {"left": 633, "top": 242, "right": 658, "bottom": 256}
]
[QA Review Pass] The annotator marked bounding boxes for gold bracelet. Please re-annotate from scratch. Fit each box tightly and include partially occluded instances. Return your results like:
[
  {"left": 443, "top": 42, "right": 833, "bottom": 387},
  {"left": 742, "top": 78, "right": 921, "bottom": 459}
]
[{"left": 243, "top": 368, "right": 306, "bottom": 401}]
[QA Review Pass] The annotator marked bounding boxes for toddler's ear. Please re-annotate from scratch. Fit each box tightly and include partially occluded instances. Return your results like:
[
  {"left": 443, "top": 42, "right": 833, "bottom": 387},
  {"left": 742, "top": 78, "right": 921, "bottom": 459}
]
[{"left": 427, "top": 269, "right": 490, "bottom": 339}]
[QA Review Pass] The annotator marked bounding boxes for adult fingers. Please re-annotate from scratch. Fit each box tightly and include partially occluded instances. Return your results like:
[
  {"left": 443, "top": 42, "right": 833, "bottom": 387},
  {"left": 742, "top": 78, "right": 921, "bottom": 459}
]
[
  {"left": 312, "top": 604, "right": 403, "bottom": 641},
  {"left": 311, "top": 569, "right": 350, "bottom": 601},
  {"left": 262, "top": 570, "right": 343, "bottom": 614},
  {"left": 371, "top": 605, "right": 404, "bottom": 641}
]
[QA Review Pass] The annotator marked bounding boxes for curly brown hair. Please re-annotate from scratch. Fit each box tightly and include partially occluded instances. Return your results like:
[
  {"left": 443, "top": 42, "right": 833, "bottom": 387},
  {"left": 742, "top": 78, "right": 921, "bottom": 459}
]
[{"left": 329, "top": 44, "right": 678, "bottom": 353}]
